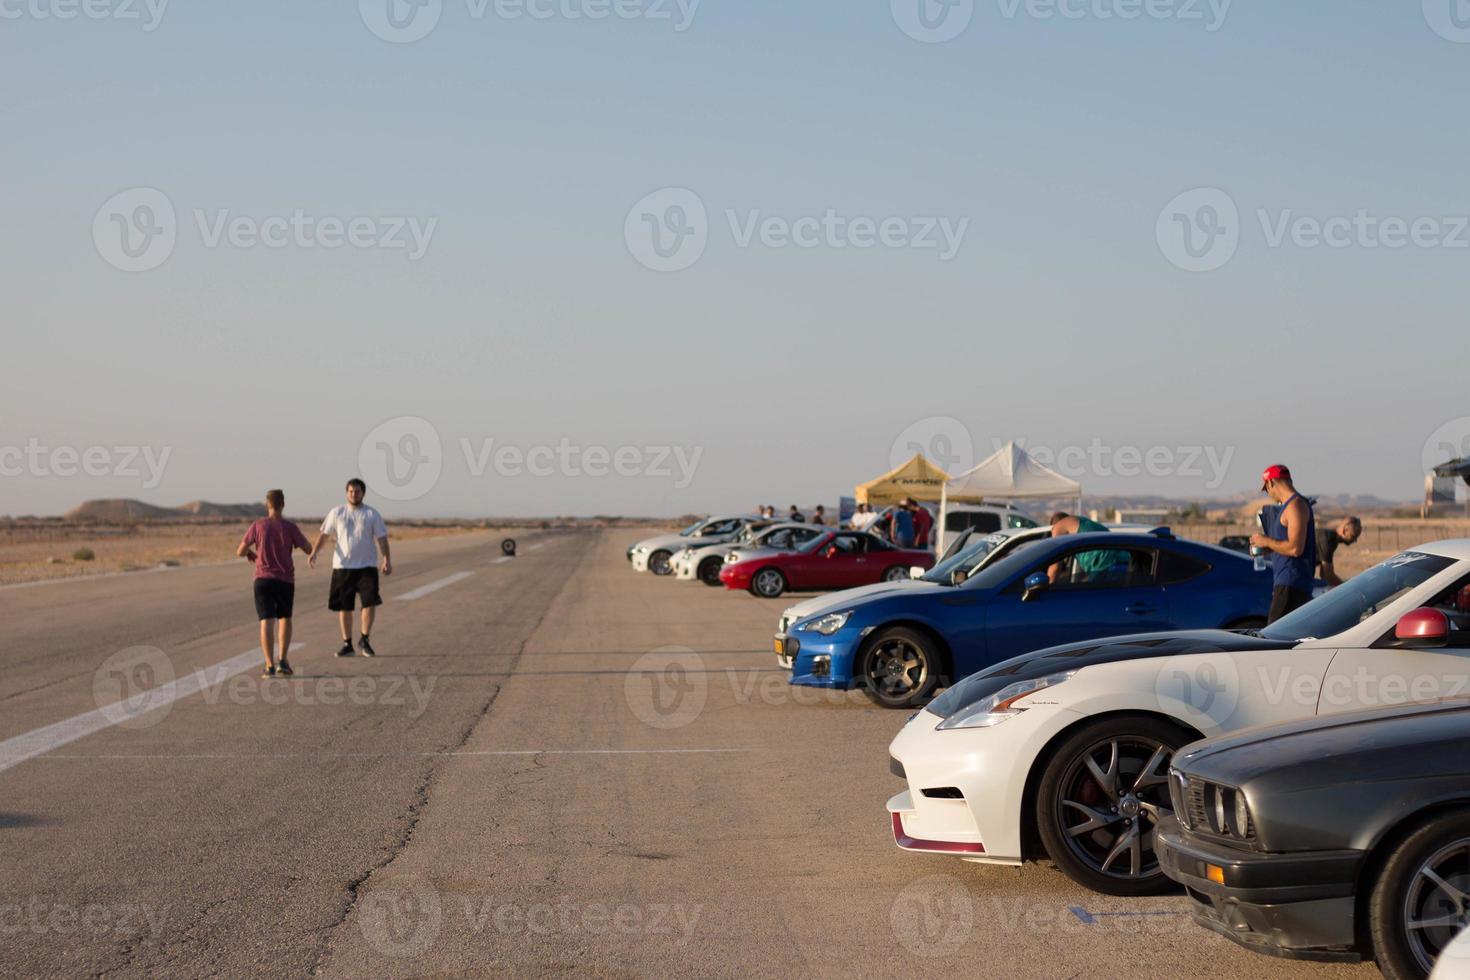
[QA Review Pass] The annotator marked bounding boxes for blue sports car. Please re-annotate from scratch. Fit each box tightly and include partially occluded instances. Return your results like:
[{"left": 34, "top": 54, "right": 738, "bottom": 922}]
[{"left": 775, "top": 531, "right": 1273, "bottom": 708}]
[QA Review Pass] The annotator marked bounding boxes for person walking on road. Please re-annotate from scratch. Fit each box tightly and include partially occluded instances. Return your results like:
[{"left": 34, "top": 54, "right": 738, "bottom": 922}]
[
  {"left": 1316, "top": 515, "right": 1362, "bottom": 588},
  {"left": 310, "top": 478, "right": 392, "bottom": 657},
  {"left": 237, "top": 489, "right": 312, "bottom": 677},
  {"left": 1249, "top": 464, "right": 1317, "bottom": 623}
]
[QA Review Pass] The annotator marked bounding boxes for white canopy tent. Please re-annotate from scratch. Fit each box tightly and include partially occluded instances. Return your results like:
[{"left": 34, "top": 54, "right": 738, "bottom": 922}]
[{"left": 939, "top": 441, "right": 1083, "bottom": 543}]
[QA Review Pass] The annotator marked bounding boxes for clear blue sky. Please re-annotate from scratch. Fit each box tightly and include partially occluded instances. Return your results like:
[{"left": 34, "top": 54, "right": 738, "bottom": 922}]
[{"left": 4, "top": 1, "right": 1468, "bottom": 517}]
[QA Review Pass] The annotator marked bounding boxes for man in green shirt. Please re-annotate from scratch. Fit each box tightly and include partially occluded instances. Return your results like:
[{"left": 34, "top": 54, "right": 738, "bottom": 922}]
[{"left": 1048, "top": 512, "right": 1126, "bottom": 583}]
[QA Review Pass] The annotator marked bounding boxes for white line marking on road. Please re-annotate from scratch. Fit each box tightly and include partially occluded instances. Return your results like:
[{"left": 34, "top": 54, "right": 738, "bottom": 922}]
[
  {"left": 493, "top": 556, "right": 513, "bottom": 564},
  {"left": 0, "top": 643, "right": 304, "bottom": 774},
  {"left": 36, "top": 748, "right": 757, "bottom": 760},
  {"left": 396, "top": 571, "right": 474, "bottom": 601}
]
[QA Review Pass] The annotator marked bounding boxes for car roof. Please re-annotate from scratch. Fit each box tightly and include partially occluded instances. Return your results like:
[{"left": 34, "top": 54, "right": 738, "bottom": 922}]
[{"left": 1412, "top": 538, "right": 1470, "bottom": 560}]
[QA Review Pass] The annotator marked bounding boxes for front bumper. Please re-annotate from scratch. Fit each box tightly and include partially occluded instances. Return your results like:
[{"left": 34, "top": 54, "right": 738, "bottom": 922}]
[
  {"left": 630, "top": 551, "right": 650, "bottom": 572},
  {"left": 1155, "top": 818, "right": 1362, "bottom": 962},
  {"left": 783, "top": 632, "right": 858, "bottom": 689}
]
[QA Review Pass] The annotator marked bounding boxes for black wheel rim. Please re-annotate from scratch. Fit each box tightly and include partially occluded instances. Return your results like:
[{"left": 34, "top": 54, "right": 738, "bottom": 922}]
[
  {"left": 864, "top": 638, "right": 928, "bottom": 702},
  {"left": 753, "top": 569, "right": 782, "bottom": 596},
  {"left": 1054, "top": 736, "right": 1173, "bottom": 881},
  {"left": 700, "top": 561, "right": 720, "bottom": 584},
  {"left": 1403, "top": 838, "right": 1470, "bottom": 974}
]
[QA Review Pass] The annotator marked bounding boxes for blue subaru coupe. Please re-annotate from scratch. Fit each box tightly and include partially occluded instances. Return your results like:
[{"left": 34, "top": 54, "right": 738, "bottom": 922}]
[{"left": 775, "top": 532, "right": 1273, "bottom": 708}]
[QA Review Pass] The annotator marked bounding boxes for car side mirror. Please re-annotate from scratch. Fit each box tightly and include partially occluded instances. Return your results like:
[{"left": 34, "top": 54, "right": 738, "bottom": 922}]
[
  {"left": 950, "top": 569, "right": 968, "bottom": 586},
  {"left": 1395, "top": 608, "right": 1449, "bottom": 648},
  {"left": 1022, "top": 572, "right": 1048, "bottom": 602},
  {"left": 824, "top": 546, "right": 839, "bottom": 558}
]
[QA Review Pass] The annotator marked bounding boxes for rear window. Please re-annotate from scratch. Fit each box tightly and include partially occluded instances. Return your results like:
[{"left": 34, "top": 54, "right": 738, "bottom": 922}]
[{"left": 1156, "top": 548, "right": 1212, "bottom": 585}]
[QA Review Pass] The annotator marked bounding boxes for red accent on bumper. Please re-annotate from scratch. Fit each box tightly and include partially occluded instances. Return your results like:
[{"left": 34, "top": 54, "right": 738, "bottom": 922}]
[{"left": 891, "top": 811, "right": 985, "bottom": 854}]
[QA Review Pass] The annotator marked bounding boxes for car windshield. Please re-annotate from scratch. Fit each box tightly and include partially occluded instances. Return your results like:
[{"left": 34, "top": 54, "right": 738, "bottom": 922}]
[
  {"left": 678, "top": 520, "right": 706, "bottom": 536},
  {"left": 796, "top": 533, "right": 835, "bottom": 554},
  {"left": 924, "top": 534, "right": 1003, "bottom": 583},
  {"left": 1260, "top": 551, "right": 1455, "bottom": 642}
]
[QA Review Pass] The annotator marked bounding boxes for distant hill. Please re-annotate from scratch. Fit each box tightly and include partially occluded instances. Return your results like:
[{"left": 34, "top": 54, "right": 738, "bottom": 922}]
[{"left": 65, "top": 499, "right": 266, "bottom": 521}]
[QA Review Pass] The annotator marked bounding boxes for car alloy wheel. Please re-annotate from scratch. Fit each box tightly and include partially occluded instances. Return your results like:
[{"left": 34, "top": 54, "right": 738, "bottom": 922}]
[
  {"left": 648, "top": 550, "right": 672, "bottom": 576},
  {"left": 699, "top": 558, "right": 724, "bottom": 586},
  {"left": 882, "top": 566, "right": 909, "bottom": 582},
  {"left": 1037, "top": 716, "right": 1194, "bottom": 896},
  {"left": 752, "top": 568, "right": 786, "bottom": 598},
  {"left": 1369, "top": 811, "right": 1470, "bottom": 979},
  {"left": 859, "top": 627, "right": 940, "bottom": 708}
]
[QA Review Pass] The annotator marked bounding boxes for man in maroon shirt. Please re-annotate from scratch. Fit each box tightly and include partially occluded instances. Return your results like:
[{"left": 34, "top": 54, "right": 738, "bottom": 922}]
[{"left": 237, "top": 489, "right": 313, "bottom": 677}]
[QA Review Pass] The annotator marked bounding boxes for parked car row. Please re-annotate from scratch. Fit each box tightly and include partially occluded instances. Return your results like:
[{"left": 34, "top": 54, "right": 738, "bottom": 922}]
[{"left": 628, "top": 514, "right": 1470, "bottom": 975}]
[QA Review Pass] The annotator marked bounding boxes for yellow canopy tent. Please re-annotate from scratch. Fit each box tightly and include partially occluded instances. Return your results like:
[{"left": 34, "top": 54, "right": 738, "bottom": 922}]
[{"left": 854, "top": 454, "right": 957, "bottom": 507}]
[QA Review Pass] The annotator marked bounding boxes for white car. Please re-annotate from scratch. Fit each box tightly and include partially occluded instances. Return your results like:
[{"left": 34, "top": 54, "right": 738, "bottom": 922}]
[
  {"left": 671, "top": 522, "right": 824, "bottom": 585},
  {"left": 887, "top": 541, "right": 1470, "bottom": 896},
  {"left": 774, "top": 524, "right": 1166, "bottom": 656},
  {"left": 628, "top": 515, "right": 757, "bottom": 575}
]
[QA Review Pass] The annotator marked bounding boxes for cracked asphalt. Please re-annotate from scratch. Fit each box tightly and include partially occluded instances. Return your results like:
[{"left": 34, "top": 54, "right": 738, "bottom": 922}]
[{"left": 1, "top": 529, "right": 1379, "bottom": 978}]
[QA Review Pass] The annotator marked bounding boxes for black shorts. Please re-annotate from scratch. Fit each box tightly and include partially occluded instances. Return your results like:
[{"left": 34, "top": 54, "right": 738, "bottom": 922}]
[
  {"left": 254, "top": 578, "right": 296, "bottom": 621},
  {"left": 329, "top": 567, "right": 382, "bottom": 611},
  {"left": 1268, "top": 585, "right": 1312, "bottom": 624}
]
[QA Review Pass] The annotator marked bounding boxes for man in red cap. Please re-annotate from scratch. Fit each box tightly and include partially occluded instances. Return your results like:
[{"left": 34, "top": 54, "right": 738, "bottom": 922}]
[{"left": 1249, "top": 464, "right": 1317, "bottom": 623}]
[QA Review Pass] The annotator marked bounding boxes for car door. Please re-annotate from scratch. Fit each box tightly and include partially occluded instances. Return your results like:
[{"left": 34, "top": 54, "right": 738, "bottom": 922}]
[
  {"left": 981, "top": 545, "right": 1173, "bottom": 661},
  {"left": 779, "top": 532, "right": 834, "bottom": 590},
  {"left": 815, "top": 533, "right": 872, "bottom": 588},
  {"left": 1315, "top": 585, "right": 1470, "bottom": 716}
]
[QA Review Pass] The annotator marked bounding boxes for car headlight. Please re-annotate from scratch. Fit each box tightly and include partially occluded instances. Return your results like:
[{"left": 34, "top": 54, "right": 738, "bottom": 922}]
[
  {"left": 725, "top": 552, "right": 740, "bottom": 562},
  {"left": 935, "top": 672, "right": 1075, "bottom": 730},
  {"left": 800, "top": 611, "right": 853, "bottom": 636},
  {"left": 634, "top": 546, "right": 649, "bottom": 554}
]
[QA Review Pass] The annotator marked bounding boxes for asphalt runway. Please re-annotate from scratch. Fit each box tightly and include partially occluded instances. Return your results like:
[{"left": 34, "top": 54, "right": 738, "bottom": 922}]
[{"left": 0, "top": 529, "right": 1378, "bottom": 978}]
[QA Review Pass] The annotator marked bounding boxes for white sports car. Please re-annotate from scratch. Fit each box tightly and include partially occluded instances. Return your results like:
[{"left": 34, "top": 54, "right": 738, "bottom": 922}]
[
  {"left": 628, "top": 515, "right": 756, "bottom": 575},
  {"left": 670, "top": 522, "right": 824, "bottom": 585},
  {"left": 887, "top": 541, "right": 1470, "bottom": 896}
]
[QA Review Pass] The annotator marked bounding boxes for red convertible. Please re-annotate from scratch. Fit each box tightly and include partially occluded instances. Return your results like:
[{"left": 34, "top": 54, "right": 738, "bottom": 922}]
[{"left": 719, "top": 530, "right": 934, "bottom": 598}]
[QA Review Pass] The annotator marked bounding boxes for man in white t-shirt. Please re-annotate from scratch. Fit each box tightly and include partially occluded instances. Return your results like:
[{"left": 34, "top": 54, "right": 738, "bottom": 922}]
[{"left": 309, "top": 478, "right": 392, "bottom": 657}]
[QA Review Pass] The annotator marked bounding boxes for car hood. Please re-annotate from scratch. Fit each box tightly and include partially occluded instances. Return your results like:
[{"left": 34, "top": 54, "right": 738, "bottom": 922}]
[
  {"left": 927, "top": 629, "right": 1289, "bottom": 720},
  {"left": 781, "top": 579, "right": 932, "bottom": 625},
  {"left": 1173, "top": 698, "right": 1470, "bottom": 787}
]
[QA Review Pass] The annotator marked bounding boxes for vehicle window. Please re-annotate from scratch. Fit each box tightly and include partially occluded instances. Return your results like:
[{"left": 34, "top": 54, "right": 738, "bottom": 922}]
[
  {"left": 1379, "top": 574, "right": 1470, "bottom": 648},
  {"left": 833, "top": 534, "right": 865, "bottom": 554},
  {"left": 792, "top": 527, "right": 823, "bottom": 546},
  {"left": 925, "top": 535, "right": 1000, "bottom": 582},
  {"left": 1008, "top": 514, "right": 1038, "bottom": 529},
  {"left": 1156, "top": 548, "right": 1212, "bottom": 585},
  {"left": 798, "top": 533, "right": 835, "bottom": 554},
  {"left": 945, "top": 511, "right": 1001, "bottom": 533},
  {"left": 1041, "top": 547, "right": 1156, "bottom": 590},
  {"left": 763, "top": 529, "right": 793, "bottom": 549},
  {"left": 1262, "top": 552, "right": 1454, "bottom": 642},
  {"left": 702, "top": 520, "right": 738, "bottom": 535}
]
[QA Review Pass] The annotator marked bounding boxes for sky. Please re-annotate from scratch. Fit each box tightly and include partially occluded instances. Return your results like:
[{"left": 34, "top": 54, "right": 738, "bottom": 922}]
[{"left": 3, "top": 0, "right": 1469, "bottom": 517}]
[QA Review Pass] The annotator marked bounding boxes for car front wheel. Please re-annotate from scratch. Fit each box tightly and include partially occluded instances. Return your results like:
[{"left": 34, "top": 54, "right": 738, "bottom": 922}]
[
  {"left": 699, "top": 557, "right": 724, "bottom": 587},
  {"left": 1369, "top": 810, "right": 1470, "bottom": 980},
  {"left": 648, "top": 550, "right": 672, "bottom": 576},
  {"left": 1036, "top": 715, "right": 1194, "bottom": 896},
  {"left": 750, "top": 568, "right": 786, "bottom": 598},
  {"left": 859, "top": 627, "right": 941, "bottom": 708}
]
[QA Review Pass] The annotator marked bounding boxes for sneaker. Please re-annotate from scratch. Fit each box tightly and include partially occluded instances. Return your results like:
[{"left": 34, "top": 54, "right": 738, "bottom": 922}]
[
  {"left": 336, "top": 640, "right": 355, "bottom": 657},
  {"left": 277, "top": 659, "right": 294, "bottom": 676},
  {"left": 262, "top": 664, "right": 277, "bottom": 678},
  {"left": 358, "top": 636, "right": 377, "bottom": 658}
]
